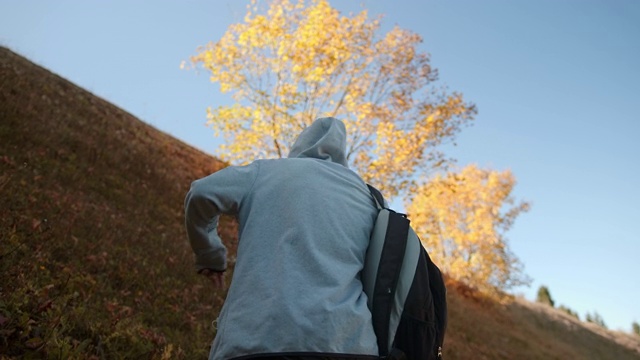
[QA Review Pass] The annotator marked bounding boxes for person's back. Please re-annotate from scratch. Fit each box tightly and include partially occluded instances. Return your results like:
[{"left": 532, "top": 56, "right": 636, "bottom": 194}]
[{"left": 184, "top": 118, "right": 379, "bottom": 360}]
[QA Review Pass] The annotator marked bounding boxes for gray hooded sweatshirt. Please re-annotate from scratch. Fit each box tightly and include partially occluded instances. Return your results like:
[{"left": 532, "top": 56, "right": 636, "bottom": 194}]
[{"left": 185, "top": 117, "right": 379, "bottom": 359}]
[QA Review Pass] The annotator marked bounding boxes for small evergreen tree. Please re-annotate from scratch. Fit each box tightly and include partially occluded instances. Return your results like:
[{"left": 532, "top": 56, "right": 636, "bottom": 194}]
[
  {"left": 586, "top": 311, "right": 607, "bottom": 329},
  {"left": 585, "top": 313, "right": 593, "bottom": 323},
  {"left": 536, "top": 285, "right": 555, "bottom": 307},
  {"left": 632, "top": 321, "right": 640, "bottom": 336},
  {"left": 594, "top": 313, "right": 607, "bottom": 328},
  {"left": 558, "top": 305, "right": 579, "bottom": 320}
]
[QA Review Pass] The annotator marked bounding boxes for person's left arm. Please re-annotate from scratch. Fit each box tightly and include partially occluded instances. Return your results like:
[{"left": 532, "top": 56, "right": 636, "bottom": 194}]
[{"left": 184, "top": 162, "right": 260, "bottom": 284}]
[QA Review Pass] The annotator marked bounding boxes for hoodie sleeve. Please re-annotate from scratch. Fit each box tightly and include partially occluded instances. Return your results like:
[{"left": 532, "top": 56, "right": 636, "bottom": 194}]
[{"left": 184, "top": 162, "right": 260, "bottom": 272}]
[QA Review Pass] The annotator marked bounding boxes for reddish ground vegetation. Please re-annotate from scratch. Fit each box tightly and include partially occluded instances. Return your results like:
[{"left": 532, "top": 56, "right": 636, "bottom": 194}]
[{"left": 1, "top": 46, "right": 638, "bottom": 359}]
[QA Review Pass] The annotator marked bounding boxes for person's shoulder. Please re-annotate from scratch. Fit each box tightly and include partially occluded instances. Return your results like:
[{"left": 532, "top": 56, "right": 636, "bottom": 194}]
[
  {"left": 254, "top": 157, "right": 310, "bottom": 166},
  {"left": 256, "top": 158, "right": 359, "bottom": 175}
]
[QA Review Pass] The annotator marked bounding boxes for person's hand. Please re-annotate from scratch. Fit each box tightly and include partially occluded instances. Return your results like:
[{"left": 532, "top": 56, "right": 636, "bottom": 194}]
[{"left": 198, "top": 269, "right": 225, "bottom": 290}]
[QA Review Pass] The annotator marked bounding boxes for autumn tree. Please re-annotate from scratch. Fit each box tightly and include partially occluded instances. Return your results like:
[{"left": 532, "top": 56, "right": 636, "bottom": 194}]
[
  {"left": 187, "top": 0, "right": 532, "bottom": 295},
  {"left": 536, "top": 285, "right": 555, "bottom": 307},
  {"left": 187, "top": 0, "right": 475, "bottom": 198},
  {"left": 406, "top": 165, "right": 530, "bottom": 296}
]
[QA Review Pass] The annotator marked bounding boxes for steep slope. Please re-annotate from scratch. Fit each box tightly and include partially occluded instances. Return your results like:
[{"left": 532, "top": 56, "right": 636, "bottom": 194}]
[
  {"left": 0, "top": 46, "right": 232, "bottom": 358},
  {"left": 444, "top": 282, "right": 640, "bottom": 359},
  {"left": 1, "top": 47, "right": 639, "bottom": 359}
]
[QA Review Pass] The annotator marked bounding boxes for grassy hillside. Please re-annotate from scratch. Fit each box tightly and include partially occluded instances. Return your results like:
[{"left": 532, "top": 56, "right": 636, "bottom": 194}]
[
  {"left": 1, "top": 47, "right": 639, "bottom": 359},
  {"left": 445, "top": 282, "right": 640, "bottom": 359},
  {"left": 0, "top": 46, "right": 233, "bottom": 359}
]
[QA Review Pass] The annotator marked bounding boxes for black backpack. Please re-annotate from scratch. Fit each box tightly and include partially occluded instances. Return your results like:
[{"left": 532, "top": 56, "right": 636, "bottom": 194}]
[{"left": 362, "top": 185, "right": 448, "bottom": 360}]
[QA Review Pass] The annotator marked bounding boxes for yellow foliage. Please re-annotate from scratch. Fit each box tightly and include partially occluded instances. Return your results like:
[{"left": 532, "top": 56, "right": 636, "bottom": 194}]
[
  {"left": 407, "top": 165, "right": 531, "bottom": 297},
  {"left": 187, "top": 0, "right": 476, "bottom": 197},
  {"left": 187, "top": 0, "right": 531, "bottom": 297}
]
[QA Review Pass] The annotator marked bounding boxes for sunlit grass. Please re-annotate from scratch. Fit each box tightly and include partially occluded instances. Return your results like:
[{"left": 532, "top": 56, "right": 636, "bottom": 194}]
[
  {"left": 1, "top": 46, "right": 638, "bottom": 359},
  {"left": 0, "top": 47, "right": 234, "bottom": 358}
]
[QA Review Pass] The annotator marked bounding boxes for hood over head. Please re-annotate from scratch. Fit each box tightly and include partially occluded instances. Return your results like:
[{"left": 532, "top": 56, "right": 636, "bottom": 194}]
[{"left": 288, "top": 117, "right": 348, "bottom": 167}]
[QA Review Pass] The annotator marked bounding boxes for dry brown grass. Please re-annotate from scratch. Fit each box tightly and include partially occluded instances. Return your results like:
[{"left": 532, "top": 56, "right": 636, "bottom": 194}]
[
  {"left": 1, "top": 46, "right": 234, "bottom": 358},
  {"left": 444, "top": 278, "right": 640, "bottom": 359},
  {"left": 1, "top": 46, "right": 639, "bottom": 359}
]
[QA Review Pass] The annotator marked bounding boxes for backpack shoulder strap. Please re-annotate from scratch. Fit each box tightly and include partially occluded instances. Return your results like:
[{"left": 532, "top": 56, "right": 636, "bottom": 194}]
[
  {"left": 367, "top": 184, "right": 385, "bottom": 210},
  {"left": 364, "top": 184, "right": 416, "bottom": 356}
]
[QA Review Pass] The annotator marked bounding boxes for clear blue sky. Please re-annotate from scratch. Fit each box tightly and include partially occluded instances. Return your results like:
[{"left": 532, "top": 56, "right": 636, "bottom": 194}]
[{"left": 1, "top": 0, "right": 638, "bottom": 332}]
